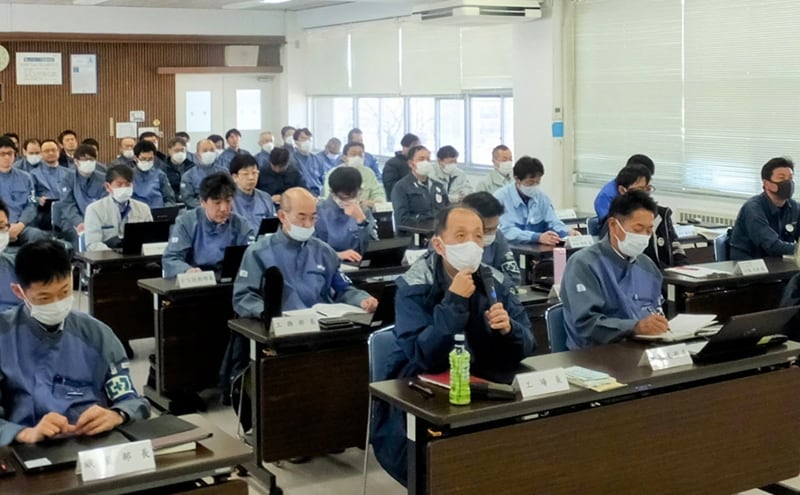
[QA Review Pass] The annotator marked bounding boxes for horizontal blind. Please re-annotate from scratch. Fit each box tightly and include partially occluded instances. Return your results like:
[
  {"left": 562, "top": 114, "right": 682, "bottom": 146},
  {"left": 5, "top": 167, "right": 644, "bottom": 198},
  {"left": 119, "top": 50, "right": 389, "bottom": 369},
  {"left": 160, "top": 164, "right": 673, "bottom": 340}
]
[
  {"left": 305, "top": 27, "right": 349, "bottom": 95},
  {"left": 400, "top": 22, "right": 461, "bottom": 95},
  {"left": 350, "top": 20, "right": 400, "bottom": 94},
  {"left": 460, "top": 25, "right": 513, "bottom": 90}
]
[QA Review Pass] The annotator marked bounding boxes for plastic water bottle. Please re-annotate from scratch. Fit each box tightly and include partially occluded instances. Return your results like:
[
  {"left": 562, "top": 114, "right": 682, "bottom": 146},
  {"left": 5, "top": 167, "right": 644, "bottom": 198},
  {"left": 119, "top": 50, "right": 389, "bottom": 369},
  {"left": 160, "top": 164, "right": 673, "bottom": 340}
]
[{"left": 449, "top": 334, "right": 471, "bottom": 405}]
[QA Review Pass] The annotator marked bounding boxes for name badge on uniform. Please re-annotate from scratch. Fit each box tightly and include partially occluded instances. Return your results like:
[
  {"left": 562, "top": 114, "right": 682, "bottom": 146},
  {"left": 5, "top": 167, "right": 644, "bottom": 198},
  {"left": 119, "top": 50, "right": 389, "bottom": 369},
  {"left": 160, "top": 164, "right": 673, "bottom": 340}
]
[
  {"left": 435, "top": 193, "right": 442, "bottom": 204},
  {"left": 787, "top": 223, "right": 795, "bottom": 233}
]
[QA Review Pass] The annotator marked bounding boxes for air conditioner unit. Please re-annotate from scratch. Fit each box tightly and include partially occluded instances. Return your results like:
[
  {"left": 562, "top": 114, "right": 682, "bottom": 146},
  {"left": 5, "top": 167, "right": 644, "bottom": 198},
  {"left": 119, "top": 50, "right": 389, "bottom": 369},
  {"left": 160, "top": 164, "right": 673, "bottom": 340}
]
[{"left": 412, "top": 0, "right": 542, "bottom": 25}]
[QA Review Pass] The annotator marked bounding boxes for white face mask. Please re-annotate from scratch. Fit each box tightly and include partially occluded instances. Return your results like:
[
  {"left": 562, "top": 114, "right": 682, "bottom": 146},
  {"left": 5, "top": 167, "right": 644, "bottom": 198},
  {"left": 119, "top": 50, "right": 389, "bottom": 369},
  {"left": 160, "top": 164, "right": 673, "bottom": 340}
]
[
  {"left": 171, "top": 151, "right": 187, "bottom": 164},
  {"left": 262, "top": 142, "right": 275, "bottom": 153},
  {"left": 0, "top": 232, "right": 9, "bottom": 253},
  {"left": 518, "top": 184, "right": 539, "bottom": 197},
  {"left": 443, "top": 241, "right": 484, "bottom": 273},
  {"left": 77, "top": 160, "right": 96, "bottom": 175},
  {"left": 121, "top": 149, "right": 135, "bottom": 159},
  {"left": 287, "top": 223, "right": 314, "bottom": 242},
  {"left": 415, "top": 160, "right": 433, "bottom": 177},
  {"left": 26, "top": 154, "right": 42, "bottom": 165},
  {"left": 199, "top": 151, "right": 217, "bottom": 166},
  {"left": 284, "top": 136, "right": 295, "bottom": 147},
  {"left": 332, "top": 196, "right": 356, "bottom": 209},
  {"left": 613, "top": 220, "right": 651, "bottom": 258},
  {"left": 346, "top": 156, "right": 364, "bottom": 168},
  {"left": 297, "top": 140, "right": 312, "bottom": 154},
  {"left": 498, "top": 161, "right": 514, "bottom": 176},
  {"left": 112, "top": 186, "right": 133, "bottom": 203},
  {"left": 137, "top": 160, "right": 154, "bottom": 172},
  {"left": 27, "top": 294, "right": 74, "bottom": 326},
  {"left": 326, "top": 152, "right": 339, "bottom": 161},
  {"left": 483, "top": 233, "right": 496, "bottom": 246},
  {"left": 441, "top": 162, "right": 458, "bottom": 175}
]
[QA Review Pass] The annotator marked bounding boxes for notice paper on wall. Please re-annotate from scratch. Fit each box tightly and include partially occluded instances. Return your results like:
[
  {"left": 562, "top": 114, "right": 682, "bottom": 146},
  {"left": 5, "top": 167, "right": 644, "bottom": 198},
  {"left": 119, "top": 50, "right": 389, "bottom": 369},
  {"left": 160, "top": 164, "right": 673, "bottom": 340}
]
[
  {"left": 71, "top": 54, "right": 97, "bottom": 94},
  {"left": 16, "top": 52, "right": 62, "bottom": 85}
]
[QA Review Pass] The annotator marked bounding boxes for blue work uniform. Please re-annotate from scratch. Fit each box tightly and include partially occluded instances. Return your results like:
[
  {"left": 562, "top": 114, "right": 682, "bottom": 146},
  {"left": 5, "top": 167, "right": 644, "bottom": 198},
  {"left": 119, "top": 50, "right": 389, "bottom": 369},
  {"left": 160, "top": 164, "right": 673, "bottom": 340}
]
[
  {"left": 373, "top": 252, "right": 535, "bottom": 486},
  {"left": 729, "top": 192, "right": 800, "bottom": 260},
  {"left": 13, "top": 158, "right": 39, "bottom": 173},
  {"left": 232, "top": 228, "right": 371, "bottom": 317},
  {"left": 314, "top": 197, "right": 377, "bottom": 253},
  {"left": 0, "top": 306, "right": 151, "bottom": 446},
  {"left": 482, "top": 230, "right": 522, "bottom": 287},
  {"left": 0, "top": 253, "right": 19, "bottom": 313},
  {"left": 391, "top": 174, "right": 449, "bottom": 228},
  {"left": 232, "top": 188, "right": 276, "bottom": 233},
  {"left": 593, "top": 178, "right": 618, "bottom": 222},
  {"left": 133, "top": 167, "right": 175, "bottom": 209},
  {"left": 254, "top": 150, "right": 271, "bottom": 169},
  {"left": 216, "top": 148, "right": 251, "bottom": 171},
  {"left": 31, "top": 164, "right": 70, "bottom": 200},
  {"left": 289, "top": 152, "right": 325, "bottom": 196},
  {"left": 0, "top": 168, "right": 36, "bottom": 225},
  {"left": 180, "top": 164, "right": 229, "bottom": 209},
  {"left": 560, "top": 238, "right": 664, "bottom": 349},
  {"left": 256, "top": 164, "right": 306, "bottom": 197},
  {"left": 317, "top": 151, "right": 340, "bottom": 174},
  {"left": 162, "top": 208, "right": 254, "bottom": 278},
  {"left": 59, "top": 170, "right": 107, "bottom": 231},
  {"left": 164, "top": 158, "right": 194, "bottom": 202},
  {"left": 494, "top": 183, "right": 568, "bottom": 243}
]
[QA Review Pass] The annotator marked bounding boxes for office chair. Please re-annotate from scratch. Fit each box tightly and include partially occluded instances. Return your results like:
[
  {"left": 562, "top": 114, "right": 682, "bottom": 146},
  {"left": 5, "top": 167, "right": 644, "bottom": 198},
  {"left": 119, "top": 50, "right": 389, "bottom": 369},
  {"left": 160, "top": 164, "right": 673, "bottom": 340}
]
[
  {"left": 587, "top": 216, "right": 601, "bottom": 237},
  {"left": 713, "top": 231, "right": 730, "bottom": 261},
  {"left": 363, "top": 325, "right": 395, "bottom": 495},
  {"left": 545, "top": 303, "right": 568, "bottom": 353}
]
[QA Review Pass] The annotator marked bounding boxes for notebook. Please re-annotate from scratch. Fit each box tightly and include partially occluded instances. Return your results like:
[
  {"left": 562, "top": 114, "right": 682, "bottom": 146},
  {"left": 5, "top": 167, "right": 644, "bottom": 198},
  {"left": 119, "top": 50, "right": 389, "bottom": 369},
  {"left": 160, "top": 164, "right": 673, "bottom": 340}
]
[
  {"left": 11, "top": 430, "right": 130, "bottom": 473},
  {"left": 635, "top": 314, "right": 719, "bottom": 342},
  {"left": 117, "top": 415, "right": 211, "bottom": 451},
  {"left": 343, "top": 237, "right": 411, "bottom": 270}
]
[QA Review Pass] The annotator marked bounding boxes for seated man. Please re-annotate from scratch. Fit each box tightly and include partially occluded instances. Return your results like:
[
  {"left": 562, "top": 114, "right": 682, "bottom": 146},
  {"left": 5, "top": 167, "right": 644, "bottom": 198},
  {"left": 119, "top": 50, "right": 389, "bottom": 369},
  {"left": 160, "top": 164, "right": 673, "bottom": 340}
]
[
  {"left": 461, "top": 191, "right": 522, "bottom": 286},
  {"left": 475, "top": 144, "right": 514, "bottom": 194},
  {"left": 84, "top": 165, "right": 153, "bottom": 251},
  {"left": 373, "top": 205, "right": 535, "bottom": 486},
  {"left": 216, "top": 128, "right": 251, "bottom": 171},
  {"left": 729, "top": 157, "right": 800, "bottom": 260},
  {"left": 561, "top": 190, "right": 668, "bottom": 349},
  {"left": 382, "top": 133, "right": 419, "bottom": 198},
  {"left": 109, "top": 137, "right": 137, "bottom": 168},
  {"left": 254, "top": 131, "right": 275, "bottom": 169},
  {"left": 233, "top": 187, "right": 378, "bottom": 316},
  {"left": 59, "top": 143, "right": 107, "bottom": 246},
  {"left": 322, "top": 141, "right": 385, "bottom": 208},
  {"left": 0, "top": 199, "right": 20, "bottom": 312},
  {"left": 231, "top": 154, "right": 276, "bottom": 233},
  {"left": 0, "top": 137, "right": 48, "bottom": 246},
  {"left": 288, "top": 128, "right": 325, "bottom": 196},
  {"left": 181, "top": 139, "right": 229, "bottom": 209},
  {"left": 164, "top": 137, "right": 194, "bottom": 201},
  {"left": 31, "top": 139, "right": 70, "bottom": 230},
  {"left": 316, "top": 167, "right": 378, "bottom": 262},
  {"left": 594, "top": 154, "right": 655, "bottom": 222},
  {"left": 163, "top": 173, "right": 253, "bottom": 278},
  {"left": 15, "top": 139, "right": 42, "bottom": 173},
  {"left": 80, "top": 138, "right": 107, "bottom": 172},
  {"left": 428, "top": 145, "right": 472, "bottom": 203},
  {"left": 0, "top": 240, "right": 150, "bottom": 446},
  {"left": 317, "top": 137, "right": 341, "bottom": 174},
  {"left": 391, "top": 145, "right": 449, "bottom": 229},
  {"left": 494, "top": 156, "right": 579, "bottom": 244},
  {"left": 131, "top": 140, "right": 176, "bottom": 209},
  {"left": 256, "top": 147, "right": 307, "bottom": 205},
  {"left": 347, "top": 128, "right": 382, "bottom": 181}
]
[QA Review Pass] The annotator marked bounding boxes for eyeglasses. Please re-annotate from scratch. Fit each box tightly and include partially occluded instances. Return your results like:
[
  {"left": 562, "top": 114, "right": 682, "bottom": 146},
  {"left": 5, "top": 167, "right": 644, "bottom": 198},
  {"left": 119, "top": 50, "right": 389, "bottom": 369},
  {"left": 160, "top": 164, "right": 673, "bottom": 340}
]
[{"left": 0, "top": 151, "right": 14, "bottom": 158}]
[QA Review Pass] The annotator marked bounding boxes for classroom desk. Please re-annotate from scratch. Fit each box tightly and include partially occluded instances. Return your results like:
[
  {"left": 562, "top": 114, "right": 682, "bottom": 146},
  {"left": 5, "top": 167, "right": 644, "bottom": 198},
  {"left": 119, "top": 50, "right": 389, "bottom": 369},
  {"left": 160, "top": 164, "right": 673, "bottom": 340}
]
[
  {"left": 663, "top": 257, "right": 799, "bottom": 319},
  {"left": 677, "top": 233, "right": 715, "bottom": 264},
  {"left": 346, "top": 265, "right": 409, "bottom": 327},
  {"left": 229, "top": 318, "right": 374, "bottom": 493},
  {"left": 396, "top": 220, "right": 435, "bottom": 247},
  {"left": 371, "top": 341, "right": 800, "bottom": 495},
  {"left": 516, "top": 286, "right": 555, "bottom": 354},
  {"left": 74, "top": 251, "right": 162, "bottom": 356},
  {"left": 508, "top": 240, "right": 590, "bottom": 285},
  {"left": 0, "top": 414, "right": 252, "bottom": 495},
  {"left": 137, "top": 278, "right": 235, "bottom": 414}
]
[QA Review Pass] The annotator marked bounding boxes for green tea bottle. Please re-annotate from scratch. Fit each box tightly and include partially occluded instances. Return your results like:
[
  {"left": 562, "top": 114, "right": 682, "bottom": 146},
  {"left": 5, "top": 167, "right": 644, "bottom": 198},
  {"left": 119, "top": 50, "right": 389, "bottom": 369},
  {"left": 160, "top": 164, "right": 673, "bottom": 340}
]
[{"left": 449, "top": 333, "right": 471, "bottom": 405}]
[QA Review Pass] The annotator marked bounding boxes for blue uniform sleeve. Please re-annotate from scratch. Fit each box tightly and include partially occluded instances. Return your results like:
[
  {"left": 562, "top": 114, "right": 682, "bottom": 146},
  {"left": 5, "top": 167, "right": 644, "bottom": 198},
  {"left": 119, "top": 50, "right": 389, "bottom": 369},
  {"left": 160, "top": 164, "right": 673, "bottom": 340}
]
[
  {"left": 159, "top": 173, "right": 176, "bottom": 207},
  {"left": 232, "top": 245, "right": 266, "bottom": 318},
  {"left": 492, "top": 235, "right": 522, "bottom": 287},
  {"left": 543, "top": 201, "right": 569, "bottom": 237},
  {"left": 60, "top": 173, "right": 83, "bottom": 229},
  {"left": 19, "top": 174, "right": 37, "bottom": 226},
  {"left": 331, "top": 268, "right": 370, "bottom": 306},
  {"left": 594, "top": 180, "right": 616, "bottom": 221},
  {"left": 99, "top": 337, "right": 150, "bottom": 422},
  {"left": 746, "top": 201, "right": 796, "bottom": 256},
  {"left": 495, "top": 284, "right": 536, "bottom": 362},
  {"left": 180, "top": 170, "right": 200, "bottom": 209},
  {"left": 0, "top": 369, "right": 26, "bottom": 446},
  {"left": 357, "top": 211, "right": 379, "bottom": 253},
  {"left": 162, "top": 216, "right": 195, "bottom": 277}
]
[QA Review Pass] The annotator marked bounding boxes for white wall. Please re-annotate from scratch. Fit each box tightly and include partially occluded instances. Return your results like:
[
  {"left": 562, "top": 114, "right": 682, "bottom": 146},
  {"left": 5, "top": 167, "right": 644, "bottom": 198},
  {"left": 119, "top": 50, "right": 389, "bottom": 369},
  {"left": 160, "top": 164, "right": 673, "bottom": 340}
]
[{"left": 278, "top": 12, "right": 311, "bottom": 130}]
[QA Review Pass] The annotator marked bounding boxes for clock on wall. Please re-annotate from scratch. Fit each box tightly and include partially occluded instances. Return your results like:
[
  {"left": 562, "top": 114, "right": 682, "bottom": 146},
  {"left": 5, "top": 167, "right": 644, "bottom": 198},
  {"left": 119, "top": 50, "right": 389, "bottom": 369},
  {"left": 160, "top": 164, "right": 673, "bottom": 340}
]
[{"left": 0, "top": 45, "right": 8, "bottom": 72}]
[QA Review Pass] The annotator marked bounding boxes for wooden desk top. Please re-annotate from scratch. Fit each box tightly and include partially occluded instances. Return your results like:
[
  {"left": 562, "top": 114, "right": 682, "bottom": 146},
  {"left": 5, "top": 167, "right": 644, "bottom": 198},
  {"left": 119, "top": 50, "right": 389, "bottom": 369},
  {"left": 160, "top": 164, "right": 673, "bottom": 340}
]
[
  {"left": 370, "top": 341, "right": 800, "bottom": 429},
  {"left": 662, "top": 257, "right": 799, "bottom": 288},
  {"left": 74, "top": 251, "right": 162, "bottom": 265},
  {"left": 0, "top": 414, "right": 251, "bottom": 495},
  {"left": 137, "top": 277, "right": 233, "bottom": 297},
  {"left": 228, "top": 317, "right": 374, "bottom": 347}
]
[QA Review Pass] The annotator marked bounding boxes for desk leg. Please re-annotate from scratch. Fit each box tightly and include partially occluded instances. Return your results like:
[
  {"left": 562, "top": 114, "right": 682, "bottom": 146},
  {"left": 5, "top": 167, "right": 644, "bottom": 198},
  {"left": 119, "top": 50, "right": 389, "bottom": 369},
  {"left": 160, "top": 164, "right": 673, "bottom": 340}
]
[{"left": 407, "top": 414, "right": 429, "bottom": 495}]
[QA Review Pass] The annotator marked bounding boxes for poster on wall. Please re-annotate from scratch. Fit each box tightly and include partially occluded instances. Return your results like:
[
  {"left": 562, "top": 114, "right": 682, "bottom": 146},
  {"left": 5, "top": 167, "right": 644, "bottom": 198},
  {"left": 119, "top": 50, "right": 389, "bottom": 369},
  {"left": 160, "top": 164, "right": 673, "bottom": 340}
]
[
  {"left": 16, "top": 52, "right": 62, "bottom": 85},
  {"left": 71, "top": 54, "right": 97, "bottom": 94}
]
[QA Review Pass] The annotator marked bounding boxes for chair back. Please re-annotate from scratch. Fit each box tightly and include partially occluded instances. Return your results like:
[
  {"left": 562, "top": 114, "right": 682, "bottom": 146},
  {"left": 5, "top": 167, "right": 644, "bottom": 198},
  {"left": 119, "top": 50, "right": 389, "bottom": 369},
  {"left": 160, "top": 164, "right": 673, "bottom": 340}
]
[
  {"left": 714, "top": 231, "right": 730, "bottom": 261},
  {"left": 545, "top": 303, "right": 568, "bottom": 353},
  {"left": 587, "top": 216, "right": 601, "bottom": 236},
  {"left": 368, "top": 326, "right": 396, "bottom": 383}
]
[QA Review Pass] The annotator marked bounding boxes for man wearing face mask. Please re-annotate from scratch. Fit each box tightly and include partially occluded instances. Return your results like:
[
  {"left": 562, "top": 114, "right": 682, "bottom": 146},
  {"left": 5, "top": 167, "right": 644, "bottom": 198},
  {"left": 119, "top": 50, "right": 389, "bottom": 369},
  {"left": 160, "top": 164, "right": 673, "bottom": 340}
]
[
  {"left": 494, "top": 156, "right": 580, "bottom": 244},
  {"left": 31, "top": 139, "right": 69, "bottom": 231},
  {"left": 561, "top": 190, "right": 668, "bottom": 349},
  {"left": 256, "top": 147, "right": 307, "bottom": 204},
  {"left": 84, "top": 165, "right": 153, "bottom": 252},
  {"left": 280, "top": 126, "right": 296, "bottom": 153},
  {"left": 16, "top": 139, "right": 42, "bottom": 173},
  {"left": 316, "top": 167, "right": 377, "bottom": 262},
  {"left": 347, "top": 128, "right": 382, "bottom": 181},
  {"left": 0, "top": 200, "right": 21, "bottom": 312},
  {"left": 58, "top": 144, "right": 107, "bottom": 245},
  {"left": 318, "top": 137, "right": 341, "bottom": 174},
  {"left": 138, "top": 132, "right": 168, "bottom": 171},
  {"left": 0, "top": 137, "right": 48, "bottom": 246},
  {"left": 131, "top": 140, "right": 175, "bottom": 209},
  {"left": 462, "top": 192, "right": 521, "bottom": 286},
  {"left": 476, "top": 145, "right": 514, "bottom": 194},
  {"left": 230, "top": 154, "right": 276, "bottom": 233},
  {"left": 110, "top": 137, "right": 137, "bottom": 168},
  {"left": 254, "top": 131, "right": 275, "bottom": 169},
  {"left": 164, "top": 137, "right": 194, "bottom": 201},
  {"left": 382, "top": 133, "right": 420, "bottom": 198},
  {"left": 391, "top": 145, "right": 449, "bottom": 230},
  {"left": 729, "top": 157, "right": 800, "bottom": 260},
  {"left": 288, "top": 128, "right": 325, "bottom": 196},
  {"left": 207, "top": 134, "right": 226, "bottom": 159},
  {"left": 373, "top": 206, "right": 535, "bottom": 486},
  {"left": 175, "top": 132, "right": 198, "bottom": 166},
  {"left": 217, "top": 128, "right": 252, "bottom": 171},
  {"left": 181, "top": 139, "right": 230, "bottom": 209},
  {"left": 321, "top": 142, "right": 384, "bottom": 208},
  {"left": 427, "top": 145, "right": 472, "bottom": 203},
  {"left": 0, "top": 240, "right": 150, "bottom": 446},
  {"left": 233, "top": 187, "right": 378, "bottom": 317},
  {"left": 163, "top": 173, "right": 253, "bottom": 278}
]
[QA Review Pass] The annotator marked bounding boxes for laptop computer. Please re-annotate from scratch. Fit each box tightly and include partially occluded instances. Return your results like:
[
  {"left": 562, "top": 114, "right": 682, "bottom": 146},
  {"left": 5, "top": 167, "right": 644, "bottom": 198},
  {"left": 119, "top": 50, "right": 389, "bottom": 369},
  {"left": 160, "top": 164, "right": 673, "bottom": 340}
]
[
  {"left": 150, "top": 206, "right": 180, "bottom": 224},
  {"left": 688, "top": 305, "right": 798, "bottom": 363},
  {"left": 11, "top": 430, "right": 129, "bottom": 472},
  {"left": 218, "top": 245, "right": 248, "bottom": 283},
  {"left": 257, "top": 217, "right": 280, "bottom": 237},
  {"left": 121, "top": 221, "right": 172, "bottom": 255},
  {"left": 345, "top": 237, "right": 412, "bottom": 269}
]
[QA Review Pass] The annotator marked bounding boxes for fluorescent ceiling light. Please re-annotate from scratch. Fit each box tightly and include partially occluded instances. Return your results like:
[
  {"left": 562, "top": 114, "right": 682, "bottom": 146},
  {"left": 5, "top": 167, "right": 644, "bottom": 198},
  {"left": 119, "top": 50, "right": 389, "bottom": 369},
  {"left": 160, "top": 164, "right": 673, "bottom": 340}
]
[
  {"left": 73, "top": 0, "right": 110, "bottom": 5},
  {"left": 262, "top": 0, "right": 292, "bottom": 3}
]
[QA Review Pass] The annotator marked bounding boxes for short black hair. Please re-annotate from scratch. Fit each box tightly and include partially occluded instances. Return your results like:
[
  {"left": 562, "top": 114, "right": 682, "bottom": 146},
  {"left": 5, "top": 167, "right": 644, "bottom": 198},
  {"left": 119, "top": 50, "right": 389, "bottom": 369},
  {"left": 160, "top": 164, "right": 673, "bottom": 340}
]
[
  {"left": 492, "top": 144, "right": 510, "bottom": 158},
  {"left": 75, "top": 144, "right": 98, "bottom": 160},
  {"left": 2, "top": 133, "right": 19, "bottom": 141},
  {"left": 225, "top": 128, "right": 241, "bottom": 140},
  {"left": 58, "top": 129, "right": 77, "bottom": 144},
  {"left": 139, "top": 131, "right": 158, "bottom": 141},
  {"left": 175, "top": 131, "right": 190, "bottom": 141},
  {"left": 0, "top": 198, "right": 9, "bottom": 219},
  {"left": 133, "top": 140, "right": 157, "bottom": 157},
  {"left": 40, "top": 139, "right": 58, "bottom": 149},
  {"left": 400, "top": 133, "right": 419, "bottom": 149},
  {"left": 626, "top": 154, "right": 655, "bottom": 175},
  {"left": 608, "top": 189, "right": 658, "bottom": 220},
  {"left": 761, "top": 157, "right": 795, "bottom": 181},
  {"left": 615, "top": 164, "right": 651, "bottom": 189},
  {"left": 106, "top": 164, "right": 133, "bottom": 183},
  {"left": 0, "top": 136, "right": 17, "bottom": 152},
  {"left": 281, "top": 126, "right": 295, "bottom": 138},
  {"left": 293, "top": 128, "right": 312, "bottom": 141},
  {"left": 407, "top": 145, "right": 428, "bottom": 162},
  {"left": 436, "top": 145, "right": 459, "bottom": 161},
  {"left": 342, "top": 142, "right": 364, "bottom": 156},
  {"left": 513, "top": 156, "right": 545, "bottom": 180},
  {"left": 433, "top": 205, "right": 483, "bottom": 236},
  {"left": 200, "top": 172, "right": 236, "bottom": 201},
  {"left": 329, "top": 167, "right": 362, "bottom": 195},
  {"left": 22, "top": 138, "right": 39, "bottom": 151},
  {"left": 207, "top": 134, "right": 224, "bottom": 146},
  {"left": 347, "top": 128, "right": 362, "bottom": 142},
  {"left": 461, "top": 191, "right": 504, "bottom": 218},
  {"left": 270, "top": 147, "right": 290, "bottom": 167},
  {"left": 167, "top": 137, "right": 186, "bottom": 150},
  {"left": 15, "top": 239, "right": 72, "bottom": 289},
  {"left": 81, "top": 137, "right": 99, "bottom": 150},
  {"left": 230, "top": 154, "right": 259, "bottom": 175}
]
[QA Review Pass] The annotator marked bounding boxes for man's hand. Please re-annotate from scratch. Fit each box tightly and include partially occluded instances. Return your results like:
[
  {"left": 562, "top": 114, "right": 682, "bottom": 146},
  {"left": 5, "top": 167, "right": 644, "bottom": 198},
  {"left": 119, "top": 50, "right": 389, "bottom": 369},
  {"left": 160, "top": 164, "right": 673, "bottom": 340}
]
[
  {"left": 186, "top": 267, "right": 202, "bottom": 273},
  {"left": 568, "top": 229, "right": 582, "bottom": 237},
  {"left": 538, "top": 231, "right": 561, "bottom": 246},
  {"left": 8, "top": 222, "right": 23, "bottom": 241},
  {"left": 360, "top": 296, "right": 379, "bottom": 313},
  {"left": 271, "top": 194, "right": 281, "bottom": 204},
  {"left": 15, "top": 412, "right": 74, "bottom": 444},
  {"left": 449, "top": 269, "right": 476, "bottom": 298},
  {"left": 485, "top": 302, "right": 511, "bottom": 334},
  {"left": 343, "top": 203, "right": 367, "bottom": 223},
  {"left": 634, "top": 314, "right": 669, "bottom": 336},
  {"left": 74, "top": 405, "right": 124, "bottom": 436},
  {"left": 38, "top": 196, "right": 48, "bottom": 207},
  {"left": 75, "top": 223, "right": 85, "bottom": 234},
  {"left": 338, "top": 250, "right": 362, "bottom": 263}
]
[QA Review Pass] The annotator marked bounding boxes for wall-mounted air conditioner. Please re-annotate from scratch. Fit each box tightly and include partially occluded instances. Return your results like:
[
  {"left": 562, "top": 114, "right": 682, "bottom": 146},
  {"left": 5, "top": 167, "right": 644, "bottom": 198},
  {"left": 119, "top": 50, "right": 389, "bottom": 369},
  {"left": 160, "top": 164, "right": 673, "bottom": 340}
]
[{"left": 412, "top": 0, "right": 542, "bottom": 25}]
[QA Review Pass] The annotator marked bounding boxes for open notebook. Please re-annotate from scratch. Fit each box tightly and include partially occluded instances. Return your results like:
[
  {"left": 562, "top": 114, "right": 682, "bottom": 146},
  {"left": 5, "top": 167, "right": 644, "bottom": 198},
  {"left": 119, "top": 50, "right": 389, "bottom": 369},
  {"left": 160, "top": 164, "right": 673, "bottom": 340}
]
[{"left": 634, "top": 313, "right": 719, "bottom": 342}]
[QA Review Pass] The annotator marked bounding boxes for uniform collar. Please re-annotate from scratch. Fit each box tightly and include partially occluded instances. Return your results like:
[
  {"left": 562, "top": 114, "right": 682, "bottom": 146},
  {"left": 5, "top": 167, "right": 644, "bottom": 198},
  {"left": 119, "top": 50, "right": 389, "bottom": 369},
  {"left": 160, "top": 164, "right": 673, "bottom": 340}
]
[{"left": 761, "top": 191, "right": 792, "bottom": 214}]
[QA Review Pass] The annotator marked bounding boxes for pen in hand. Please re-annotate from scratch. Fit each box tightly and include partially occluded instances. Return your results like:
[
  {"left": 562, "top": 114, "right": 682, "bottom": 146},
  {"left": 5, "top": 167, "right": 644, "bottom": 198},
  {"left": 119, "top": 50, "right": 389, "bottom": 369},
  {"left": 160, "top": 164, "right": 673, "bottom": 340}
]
[{"left": 408, "top": 380, "right": 434, "bottom": 399}]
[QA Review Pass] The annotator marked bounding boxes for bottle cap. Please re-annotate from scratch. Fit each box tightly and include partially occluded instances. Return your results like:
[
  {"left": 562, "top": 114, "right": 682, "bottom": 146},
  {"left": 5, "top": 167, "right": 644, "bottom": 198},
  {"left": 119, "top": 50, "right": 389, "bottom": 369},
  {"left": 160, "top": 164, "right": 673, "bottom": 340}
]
[{"left": 454, "top": 333, "right": 465, "bottom": 342}]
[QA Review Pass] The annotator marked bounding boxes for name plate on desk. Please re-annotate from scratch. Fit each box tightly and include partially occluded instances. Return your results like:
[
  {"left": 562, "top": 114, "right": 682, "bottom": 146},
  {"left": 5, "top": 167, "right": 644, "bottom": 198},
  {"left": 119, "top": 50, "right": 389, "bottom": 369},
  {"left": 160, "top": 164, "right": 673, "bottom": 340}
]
[
  {"left": 141, "top": 241, "right": 168, "bottom": 256},
  {"left": 564, "top": 235, "right": 594, "bottom": 249},
  {"left": 639, "top": 343, "right": 693, "bottom": 370},
  {"left": 556, "top": 208, "right": 577, "bottom": 220},
  {"left": 373, "top": 202, "right": 394, "bottom": 213},
  {"left": 78, "top": 440, "right": 156, "bottom": 482},
  {"left": 271, "top": 313, "right": 320, "bottom": 337},
  {"left": 674, "top": 224, "right": 696, "bottom": 239},
  {"left": 176, "top": 271, "right": 217, "bottom": 288},
  {"left": 513, "top": 368, "right": 570, "bottom": 399},
  {"left": 734, "top": 259, "right": 769, "bottom": 276}
]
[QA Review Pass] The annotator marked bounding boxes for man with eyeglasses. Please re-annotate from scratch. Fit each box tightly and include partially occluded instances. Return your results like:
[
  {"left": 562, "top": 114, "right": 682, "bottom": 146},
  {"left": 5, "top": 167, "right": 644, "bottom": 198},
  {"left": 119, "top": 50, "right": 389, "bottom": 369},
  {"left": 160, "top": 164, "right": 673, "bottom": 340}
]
[
  {"left": 230, "top": 154, "right": 275, "bottom": 233},
  {"left": 594, "top": 154, "right": 656, "bottom": 222},
  {"left": 0, "top": 137, "right": 48, "bottom": 246}
]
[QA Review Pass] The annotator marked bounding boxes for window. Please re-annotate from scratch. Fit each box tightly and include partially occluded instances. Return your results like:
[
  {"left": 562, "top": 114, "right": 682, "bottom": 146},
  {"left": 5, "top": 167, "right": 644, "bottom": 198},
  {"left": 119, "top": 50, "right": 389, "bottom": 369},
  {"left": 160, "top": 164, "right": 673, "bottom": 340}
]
[
  {"left": 470, "top": 97, "right": 503, "bottom": 165},
  {"left": 311, "top": 97, "right": 353, "bottom": 145},
  {"left": 357, "top": 98, "right": 381, "bottom": 155},
  {"left": 186, "top": 91, "right": 211, "bottom": 133},
  {"left": 409, "top": 97, "right": 435, "bottom": 150},
  {"left": 503, "top": 97, "right": 514, "bottom": 153},
  {"left": 235, "top": 89, "right": 261, "bottom": 131},
  {"left": 438, "top": 99, "right": 465, "bottom": 159},
  {"left": 379, "top": 98, "right": 405, "bottom": 156}
]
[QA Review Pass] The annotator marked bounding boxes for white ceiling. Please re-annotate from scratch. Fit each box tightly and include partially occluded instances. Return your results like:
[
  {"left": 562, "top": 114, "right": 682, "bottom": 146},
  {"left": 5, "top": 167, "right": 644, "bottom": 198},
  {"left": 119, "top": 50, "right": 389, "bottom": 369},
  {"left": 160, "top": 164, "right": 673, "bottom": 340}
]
[{"left": 4, "top": 0, "right": 358, "bottom": 12}]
